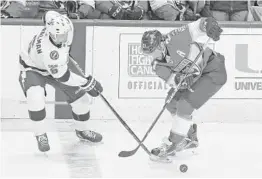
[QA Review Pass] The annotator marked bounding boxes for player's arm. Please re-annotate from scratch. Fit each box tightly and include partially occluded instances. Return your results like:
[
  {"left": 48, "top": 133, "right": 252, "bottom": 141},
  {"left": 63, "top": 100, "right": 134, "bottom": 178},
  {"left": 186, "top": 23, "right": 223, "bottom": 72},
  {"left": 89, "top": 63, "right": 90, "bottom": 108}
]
[
  {"left": 152, "top": 61, "right": 194, "bottom": 90},
  {"left": 188, "top": 17, "right": 223, "bottom": 43},
  {"left": 43, "top": 55, "right": 103, "bottom": 97}
]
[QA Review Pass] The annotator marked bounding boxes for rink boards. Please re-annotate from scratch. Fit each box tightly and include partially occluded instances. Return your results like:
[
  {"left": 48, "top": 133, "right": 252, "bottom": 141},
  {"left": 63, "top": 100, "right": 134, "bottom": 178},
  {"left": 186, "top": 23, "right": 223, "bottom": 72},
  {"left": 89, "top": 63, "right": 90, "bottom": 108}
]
[{"left": 1, "top": 20, "right": 262, "bottom": 121}]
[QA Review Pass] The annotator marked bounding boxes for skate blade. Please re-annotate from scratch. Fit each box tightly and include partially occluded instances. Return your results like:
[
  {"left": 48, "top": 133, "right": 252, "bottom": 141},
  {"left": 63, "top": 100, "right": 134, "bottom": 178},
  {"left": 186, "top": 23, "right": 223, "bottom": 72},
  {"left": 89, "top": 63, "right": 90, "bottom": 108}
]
[
  {"left": 79, "top": 138, "right": 104, "bottom": 145},
  {"left": 149, "top": 155, "right": 173, "bottom": 163}
]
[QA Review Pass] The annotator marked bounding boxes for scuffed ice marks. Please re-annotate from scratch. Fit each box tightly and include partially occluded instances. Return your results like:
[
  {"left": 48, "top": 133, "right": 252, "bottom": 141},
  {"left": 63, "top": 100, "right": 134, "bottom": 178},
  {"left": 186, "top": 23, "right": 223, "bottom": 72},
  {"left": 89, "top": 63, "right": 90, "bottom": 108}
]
[{"left": 58, "top": 133, "right": 102, "bottom": 178}]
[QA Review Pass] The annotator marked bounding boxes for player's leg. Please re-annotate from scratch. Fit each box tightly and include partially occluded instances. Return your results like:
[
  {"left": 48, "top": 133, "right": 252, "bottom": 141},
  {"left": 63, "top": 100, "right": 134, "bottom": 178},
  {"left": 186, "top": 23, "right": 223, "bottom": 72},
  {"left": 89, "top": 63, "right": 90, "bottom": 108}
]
[
  {"left": 151, "top": 92, "right": 196, "bottom": 159},
  {"left": 70, "top": 93, "right": 102, "bottom": 143},
  {"left": 19, "top": 71, "right": 50, "bottom": 152},
  {"left": 172, "top": 52, "right": 227, "bottom": 151},
  {"left": 48, "top": 78, "right": 102, "bottom": 143},
  {"left": 151, "top": 52, "right": 227, "bottom": 159}
]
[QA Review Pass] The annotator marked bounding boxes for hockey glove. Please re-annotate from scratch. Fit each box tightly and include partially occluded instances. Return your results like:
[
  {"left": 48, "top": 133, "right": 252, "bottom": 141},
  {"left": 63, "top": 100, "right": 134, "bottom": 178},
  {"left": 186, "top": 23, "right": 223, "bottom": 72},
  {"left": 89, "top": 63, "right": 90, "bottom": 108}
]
[
  {"left": 125, "top": 6, "right": 144, "bottom": 20},
  {"left": 174, "top": 73, "right": 194, "bottom": 90},
  {"left": 81, "top": 75, "right": 103, "bottom": 97},
  {"left": 108, "top": 4, "right": 125, "bottom": 19},
  {"left": 205, "top": 17, "right": 223, "bottom": 41}
]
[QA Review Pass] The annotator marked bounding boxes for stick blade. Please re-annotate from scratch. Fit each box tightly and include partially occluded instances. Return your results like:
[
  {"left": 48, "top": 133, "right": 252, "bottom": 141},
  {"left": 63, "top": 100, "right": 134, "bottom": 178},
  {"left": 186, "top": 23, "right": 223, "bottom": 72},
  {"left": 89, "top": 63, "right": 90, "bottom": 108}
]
[{"left": 118, "top": 150, "right": 137, "bottom": 157}]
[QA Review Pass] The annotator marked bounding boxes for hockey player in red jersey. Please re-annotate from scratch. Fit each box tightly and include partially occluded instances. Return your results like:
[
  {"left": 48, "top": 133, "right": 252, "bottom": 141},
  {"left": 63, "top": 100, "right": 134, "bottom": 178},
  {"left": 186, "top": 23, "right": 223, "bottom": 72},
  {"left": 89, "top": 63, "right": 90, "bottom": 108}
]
[
  {"left": 141, "top": 17, "right": 226, "bottom": 162},
  {"left": 19, "top": 11, "right": 103, "bottom": 152}
]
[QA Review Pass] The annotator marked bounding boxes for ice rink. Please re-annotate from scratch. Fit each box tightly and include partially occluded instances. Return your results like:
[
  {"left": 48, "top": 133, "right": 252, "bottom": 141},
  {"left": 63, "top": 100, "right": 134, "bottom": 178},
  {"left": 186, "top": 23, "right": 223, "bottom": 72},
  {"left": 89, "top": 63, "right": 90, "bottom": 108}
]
[{"left": 1, "top": 118, "right": 262, "bottom": 178}]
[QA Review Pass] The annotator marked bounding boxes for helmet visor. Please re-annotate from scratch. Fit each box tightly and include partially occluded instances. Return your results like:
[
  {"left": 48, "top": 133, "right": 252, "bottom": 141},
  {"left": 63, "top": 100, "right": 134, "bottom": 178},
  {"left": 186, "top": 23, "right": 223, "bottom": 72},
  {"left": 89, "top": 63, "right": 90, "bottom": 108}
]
[{"left": 53, "top": 32, "right": 68, "bottom": 44}]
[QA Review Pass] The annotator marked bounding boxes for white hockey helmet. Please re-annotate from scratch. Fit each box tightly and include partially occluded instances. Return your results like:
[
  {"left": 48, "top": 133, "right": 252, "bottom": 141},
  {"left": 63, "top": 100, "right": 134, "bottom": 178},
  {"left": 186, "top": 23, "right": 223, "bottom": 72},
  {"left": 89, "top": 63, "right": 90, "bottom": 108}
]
[{"left": 46, "top": 14, "right": 72, "bottom": 44}]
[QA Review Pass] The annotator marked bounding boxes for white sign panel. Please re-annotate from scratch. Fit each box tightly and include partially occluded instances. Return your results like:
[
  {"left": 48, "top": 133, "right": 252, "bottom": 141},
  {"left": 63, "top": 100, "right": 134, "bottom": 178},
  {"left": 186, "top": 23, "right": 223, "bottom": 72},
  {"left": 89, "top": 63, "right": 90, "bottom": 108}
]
[{"left": 214, "top": 34, "right": 262, "bottom": 99}]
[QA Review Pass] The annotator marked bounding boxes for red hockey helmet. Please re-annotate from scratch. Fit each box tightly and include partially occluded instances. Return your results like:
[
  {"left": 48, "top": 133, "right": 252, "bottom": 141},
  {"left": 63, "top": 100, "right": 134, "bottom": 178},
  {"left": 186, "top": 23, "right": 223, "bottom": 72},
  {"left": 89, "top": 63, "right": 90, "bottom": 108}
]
[{"left": 141, "top": 30, "right": 163, "bottom": 54}]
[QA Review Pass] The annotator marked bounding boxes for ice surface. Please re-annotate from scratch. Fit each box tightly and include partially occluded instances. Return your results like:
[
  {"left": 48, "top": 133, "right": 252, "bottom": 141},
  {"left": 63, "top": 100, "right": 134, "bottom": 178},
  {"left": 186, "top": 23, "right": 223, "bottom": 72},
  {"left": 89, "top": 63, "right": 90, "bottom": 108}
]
[{"left": 1, "top": 119, "right": 262, "bottom": 178}]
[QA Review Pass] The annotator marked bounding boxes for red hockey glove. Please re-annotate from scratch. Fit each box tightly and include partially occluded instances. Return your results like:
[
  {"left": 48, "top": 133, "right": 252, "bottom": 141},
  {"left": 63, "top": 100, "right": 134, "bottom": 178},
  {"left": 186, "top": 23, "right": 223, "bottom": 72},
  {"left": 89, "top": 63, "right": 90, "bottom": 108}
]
[
  {"left": 174, "top": 73, "right": 194, "bottom": 90},
  {"left": 205, "top": 17, "right": 223, "bottom": 41}
]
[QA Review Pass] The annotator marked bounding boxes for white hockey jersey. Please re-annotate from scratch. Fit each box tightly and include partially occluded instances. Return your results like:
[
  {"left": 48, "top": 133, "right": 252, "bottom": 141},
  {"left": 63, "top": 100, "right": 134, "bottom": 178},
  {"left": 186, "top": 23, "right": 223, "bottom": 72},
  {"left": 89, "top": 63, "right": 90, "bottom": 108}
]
[{"left": 20, "top": 11, "right": 73, "bottom": 79}]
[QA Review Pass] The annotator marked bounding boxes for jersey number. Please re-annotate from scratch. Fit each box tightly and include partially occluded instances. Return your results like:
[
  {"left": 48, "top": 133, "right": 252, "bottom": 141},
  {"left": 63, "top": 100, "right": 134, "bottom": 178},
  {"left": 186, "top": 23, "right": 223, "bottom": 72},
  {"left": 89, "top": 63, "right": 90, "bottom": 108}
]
[
  {"left": 50, "top": 68, "right": 58, "bottom": 74},
  {"left": 48, "top": 64, "right": 58, "bottom": 74}
]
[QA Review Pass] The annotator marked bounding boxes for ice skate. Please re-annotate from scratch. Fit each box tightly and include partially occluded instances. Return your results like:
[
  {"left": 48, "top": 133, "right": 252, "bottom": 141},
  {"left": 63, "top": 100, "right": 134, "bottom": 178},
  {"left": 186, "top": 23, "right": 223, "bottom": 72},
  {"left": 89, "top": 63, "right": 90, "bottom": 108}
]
[
  {"left": 169, "top": 124, "right": 199, "bottom": 154},
  {"left": 150, "top": 137, "right": 176, "bottom": 163},
  {"left": 185, "top": 124, "right": 199, "bottom": 150},
  {"left": 75, "top": 129, "right": 103, "bottom": 143},
  {"left": 35, "top": 133, "right": 50, "bottom": 152},
  {"left": 150, "top": 124, "right": 198, "bottom": 162}
]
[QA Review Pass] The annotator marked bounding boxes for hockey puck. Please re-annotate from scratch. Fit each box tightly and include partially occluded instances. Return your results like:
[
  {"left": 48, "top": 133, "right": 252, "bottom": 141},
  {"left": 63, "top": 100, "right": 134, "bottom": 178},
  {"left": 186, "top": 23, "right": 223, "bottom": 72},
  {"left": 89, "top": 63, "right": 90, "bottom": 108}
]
[{"left": 180, "top": 164, "right": 188, "bottom": 173}]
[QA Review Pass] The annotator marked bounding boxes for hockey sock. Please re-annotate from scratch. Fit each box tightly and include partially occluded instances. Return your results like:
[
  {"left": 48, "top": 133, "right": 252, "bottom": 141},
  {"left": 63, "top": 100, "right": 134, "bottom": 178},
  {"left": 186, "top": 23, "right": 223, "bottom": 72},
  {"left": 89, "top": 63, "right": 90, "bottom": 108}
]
[{"left": 72, "top": 111, "right": 95, "bottom": 131}]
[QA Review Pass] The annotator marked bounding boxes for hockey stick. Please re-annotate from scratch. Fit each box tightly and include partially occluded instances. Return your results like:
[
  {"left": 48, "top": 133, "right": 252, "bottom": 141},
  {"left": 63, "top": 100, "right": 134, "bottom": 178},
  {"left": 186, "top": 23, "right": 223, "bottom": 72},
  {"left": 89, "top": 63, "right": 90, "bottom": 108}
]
[
  {"left": 118, "top": 38, "right": 212, "bottom": 158},
  {"left": 68, "top": 56, "right": 152, "bottom": 156},
  {"left": 131, "top": 1, "right": 135, "bottom": 10}
]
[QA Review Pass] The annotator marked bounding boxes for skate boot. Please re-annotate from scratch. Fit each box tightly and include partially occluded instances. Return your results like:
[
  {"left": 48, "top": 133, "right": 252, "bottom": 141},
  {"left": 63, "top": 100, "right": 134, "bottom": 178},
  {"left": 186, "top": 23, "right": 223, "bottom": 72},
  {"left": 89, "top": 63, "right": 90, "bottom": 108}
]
[
  {"left": 150, "top": 137, "right": 177, "bottom": 163},
  {"left": 168, "top": 124, "right": 199, "bottom": 153},
  {"left": 75, "top": 129, "right": 103, "bottom": 143},
  {"left": 186, "top": 124, "right": 199, "bottom": 149},
  {"left": 150, "top": 124, "right": 198, "bottom": 162},
  {"left": 35, "top": 133, "right": 50, "bottom": 152}
]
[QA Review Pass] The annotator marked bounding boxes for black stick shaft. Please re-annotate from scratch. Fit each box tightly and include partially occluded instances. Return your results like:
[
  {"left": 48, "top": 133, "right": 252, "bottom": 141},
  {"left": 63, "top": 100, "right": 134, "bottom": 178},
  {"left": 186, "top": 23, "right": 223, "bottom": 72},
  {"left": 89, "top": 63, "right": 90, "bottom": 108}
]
[
  {"left": 131, "top": 1, "right": 135, "bottom": 10},
  {"left": 99, "top": 93, "right": 151, "bottom": 155},
  {"left": 69, "top": 56, "right": 151, "bottom": 156}
]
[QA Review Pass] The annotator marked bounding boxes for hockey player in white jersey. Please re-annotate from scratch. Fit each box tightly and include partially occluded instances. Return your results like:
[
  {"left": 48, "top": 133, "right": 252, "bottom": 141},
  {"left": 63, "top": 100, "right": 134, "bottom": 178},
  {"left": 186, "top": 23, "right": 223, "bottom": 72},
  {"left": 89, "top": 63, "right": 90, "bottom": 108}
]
[{"left": 19, "top": 11, "right": 103, "bottom": 152}]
